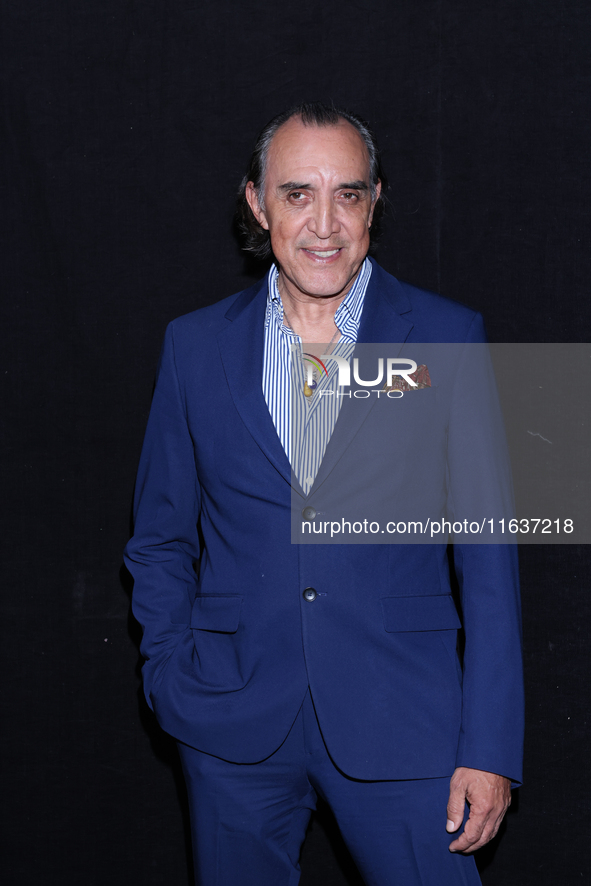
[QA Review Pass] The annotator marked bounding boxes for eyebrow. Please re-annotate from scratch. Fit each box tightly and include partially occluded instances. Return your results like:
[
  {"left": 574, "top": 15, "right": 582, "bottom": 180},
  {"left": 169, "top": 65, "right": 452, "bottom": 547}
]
[
  {"left": 277, "top": 180, "right": 370, "bottom": 193},
  {"left": 338, "top": 180, "right": 370, "bottom": 191},
  {"left": 277, "top": 182, "right": 312, "bottom": 192}
]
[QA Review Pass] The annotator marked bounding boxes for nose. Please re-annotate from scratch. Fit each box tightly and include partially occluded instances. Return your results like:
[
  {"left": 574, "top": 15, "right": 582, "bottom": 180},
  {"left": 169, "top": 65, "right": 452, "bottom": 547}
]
[{"left": 307, "top": 195, "right": 341, "bottom": 239}]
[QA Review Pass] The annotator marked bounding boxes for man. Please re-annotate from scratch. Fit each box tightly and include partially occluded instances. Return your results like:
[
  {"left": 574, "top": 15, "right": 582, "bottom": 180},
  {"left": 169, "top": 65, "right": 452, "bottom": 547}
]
[{"left": 125, "top": 102, "right": 523, "bottom": 885}]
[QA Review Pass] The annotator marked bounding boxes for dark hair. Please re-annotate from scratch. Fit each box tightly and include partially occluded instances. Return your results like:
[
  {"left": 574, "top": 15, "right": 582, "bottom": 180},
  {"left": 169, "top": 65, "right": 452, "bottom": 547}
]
[{"left": 236, "top": 101, "right": 388, "bottom": 259}]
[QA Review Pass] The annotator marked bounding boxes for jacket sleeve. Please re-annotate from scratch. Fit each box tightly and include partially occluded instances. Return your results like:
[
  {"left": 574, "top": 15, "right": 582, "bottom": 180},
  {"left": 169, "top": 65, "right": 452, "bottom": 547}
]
[
  {"left": 452, "top": 543, "right": 523, "bottom": 785},
  {"left": 447, "top": 313, "right": 524, "bottom": 785},
  {"left": 124, "top": 322, "right": 200, "bottom": 710}
]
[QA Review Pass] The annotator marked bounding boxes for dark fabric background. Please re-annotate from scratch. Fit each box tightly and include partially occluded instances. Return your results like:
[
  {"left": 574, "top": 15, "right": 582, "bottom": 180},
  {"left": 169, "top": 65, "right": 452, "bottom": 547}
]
[{"left": 2, "top": 1, "right": 590, "bottom": 884}]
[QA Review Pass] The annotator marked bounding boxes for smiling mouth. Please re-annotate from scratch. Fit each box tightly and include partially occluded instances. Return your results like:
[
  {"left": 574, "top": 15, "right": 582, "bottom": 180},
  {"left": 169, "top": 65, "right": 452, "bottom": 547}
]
[{"left": 304, "top": 248, "right": 341, "bottom": 258}]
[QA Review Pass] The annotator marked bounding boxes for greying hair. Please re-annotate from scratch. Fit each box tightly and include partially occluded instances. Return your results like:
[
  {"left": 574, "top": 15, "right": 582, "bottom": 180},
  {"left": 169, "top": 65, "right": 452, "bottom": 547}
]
[{"left": 236, "top": 102, "right": 388, "bottom": 259}]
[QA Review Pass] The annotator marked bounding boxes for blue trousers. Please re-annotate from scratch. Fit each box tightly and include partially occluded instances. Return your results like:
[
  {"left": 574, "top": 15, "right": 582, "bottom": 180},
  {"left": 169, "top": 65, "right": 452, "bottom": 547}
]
[{"left": 177, "top": 691, "right": 481, "bottom": 886}]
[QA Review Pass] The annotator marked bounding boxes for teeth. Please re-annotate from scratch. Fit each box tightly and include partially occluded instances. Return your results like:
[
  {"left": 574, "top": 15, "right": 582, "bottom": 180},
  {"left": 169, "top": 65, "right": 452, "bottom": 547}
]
[{"left": 308, "top": 249, "right": 339, "bottom": 257}]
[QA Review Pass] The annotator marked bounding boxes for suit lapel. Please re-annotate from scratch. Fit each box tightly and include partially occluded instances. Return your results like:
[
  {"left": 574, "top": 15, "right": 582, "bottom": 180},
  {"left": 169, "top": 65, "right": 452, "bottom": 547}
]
[
  {"left": 356, "top": 259, "right": 415, "bottom": 344},
  {"left": 216, "top": 263, "right": 415, "bottom": 496},
  {"left": 311, "top": 261, "right": 415, "bottom": 494},
  {"left": 217, "top": 278, "right": 295, "bottom": 487}
]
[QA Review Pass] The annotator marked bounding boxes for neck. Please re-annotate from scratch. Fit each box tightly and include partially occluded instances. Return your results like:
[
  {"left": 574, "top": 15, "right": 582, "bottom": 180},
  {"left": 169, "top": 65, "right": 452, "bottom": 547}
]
[{"left": 277, "top": 267, "right": 360, "bottom": 345}]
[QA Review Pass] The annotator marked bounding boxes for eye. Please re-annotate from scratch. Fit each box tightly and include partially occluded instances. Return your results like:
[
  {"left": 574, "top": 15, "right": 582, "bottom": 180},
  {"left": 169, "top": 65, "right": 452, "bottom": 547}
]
[
  {"left": 288, "top": 191, "right": 305, "bottom": 201},
  {"left": 341, "top": 192, "right": 359, "bottom": 202}
]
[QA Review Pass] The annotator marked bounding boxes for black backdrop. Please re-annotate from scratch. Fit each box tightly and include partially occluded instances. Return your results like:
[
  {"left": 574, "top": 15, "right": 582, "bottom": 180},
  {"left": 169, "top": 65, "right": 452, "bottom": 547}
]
[{"left": 2, "top": 2, "right": 590, "bottom": 884}]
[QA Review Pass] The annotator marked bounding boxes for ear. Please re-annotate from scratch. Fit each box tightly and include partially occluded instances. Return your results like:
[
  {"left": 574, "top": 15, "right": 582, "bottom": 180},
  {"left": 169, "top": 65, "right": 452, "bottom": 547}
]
[
  {"left": 368, "top": 179, "right": 382, "bottom": 227},
  {"left": 245, "top": 182, "right": 269, "bottom": 230}
]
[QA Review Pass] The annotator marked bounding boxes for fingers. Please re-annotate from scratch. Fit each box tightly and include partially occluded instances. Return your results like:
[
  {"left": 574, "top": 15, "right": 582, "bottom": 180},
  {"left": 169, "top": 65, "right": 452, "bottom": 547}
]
[
  {"left": 446, "top": 773, "right": 467, "bottom": 833},
  {"left": 447, "top": 767, "right": 512, "bottom": 854},
  {"left": 448, "top": 805, "right": 503, "bottom": 853}
]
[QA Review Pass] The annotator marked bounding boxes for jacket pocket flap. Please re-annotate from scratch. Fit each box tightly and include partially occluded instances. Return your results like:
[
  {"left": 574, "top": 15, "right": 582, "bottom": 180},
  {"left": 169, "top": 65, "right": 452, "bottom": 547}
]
[
  {"left": 381, "top": 595, "right": 461, "bottom": 632},
  {"left": 190, "top": 595, "right": 243, "bottom": 632}
]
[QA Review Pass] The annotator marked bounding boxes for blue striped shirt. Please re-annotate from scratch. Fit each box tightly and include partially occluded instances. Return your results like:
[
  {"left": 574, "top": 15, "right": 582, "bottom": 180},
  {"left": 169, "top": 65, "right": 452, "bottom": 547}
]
[{"left": 262, "top": 259, "right": 372, "bottom": 494}]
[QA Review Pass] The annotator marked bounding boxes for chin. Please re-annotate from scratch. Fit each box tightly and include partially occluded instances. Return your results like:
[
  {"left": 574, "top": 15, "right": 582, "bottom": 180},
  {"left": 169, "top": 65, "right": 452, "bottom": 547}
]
[{"left": 304, "top": 271, "right": 357, "bottom": 298}]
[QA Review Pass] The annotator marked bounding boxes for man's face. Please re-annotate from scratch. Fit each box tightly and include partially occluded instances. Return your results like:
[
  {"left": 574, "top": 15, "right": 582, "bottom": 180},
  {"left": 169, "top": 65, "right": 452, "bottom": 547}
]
[{"left": 246, "top": 117, "right": 381, "bottom": 301}]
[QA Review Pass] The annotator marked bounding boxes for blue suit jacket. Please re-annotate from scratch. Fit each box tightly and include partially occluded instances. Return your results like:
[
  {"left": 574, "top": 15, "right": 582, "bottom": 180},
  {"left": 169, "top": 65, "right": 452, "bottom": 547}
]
[{"left": 125, "top": 259, "right": 524, "bottom": 783}]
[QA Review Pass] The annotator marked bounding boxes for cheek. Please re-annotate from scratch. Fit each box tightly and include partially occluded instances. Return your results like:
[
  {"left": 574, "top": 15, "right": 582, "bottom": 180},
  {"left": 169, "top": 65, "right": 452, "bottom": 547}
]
[
  {"left": 348, "top": 220, "right": 371, "bottom": 251},
  {"left": 271, "top": 220, "right": 300, "bottom": 251},
  {"left": 342, "top": 208, "right": 371, "bottom": 235}
]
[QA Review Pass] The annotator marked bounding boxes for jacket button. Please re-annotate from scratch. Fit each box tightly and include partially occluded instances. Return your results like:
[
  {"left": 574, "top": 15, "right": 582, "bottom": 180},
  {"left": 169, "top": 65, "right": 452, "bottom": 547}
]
[
  {"left": 302, "top": 506, "right": 316, "bottom": 521},
  {"left": 303, "top": 587, "right": 317, "bottom": 602}
]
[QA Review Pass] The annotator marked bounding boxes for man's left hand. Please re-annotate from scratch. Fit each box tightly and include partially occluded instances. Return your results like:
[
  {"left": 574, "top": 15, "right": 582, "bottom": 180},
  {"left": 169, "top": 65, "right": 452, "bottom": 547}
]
[{"left": 446, "top": 767, "right": 512, "bottom": 853}]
